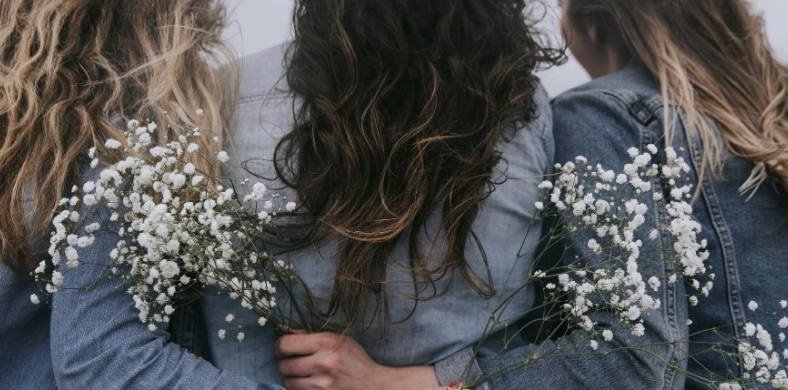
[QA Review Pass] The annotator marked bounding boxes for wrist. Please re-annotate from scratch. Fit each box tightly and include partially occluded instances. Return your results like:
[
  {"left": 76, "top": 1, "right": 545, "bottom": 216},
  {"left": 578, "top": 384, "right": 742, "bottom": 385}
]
[{"left": 374, "top": 365, "right": 440, "bottom": 390}]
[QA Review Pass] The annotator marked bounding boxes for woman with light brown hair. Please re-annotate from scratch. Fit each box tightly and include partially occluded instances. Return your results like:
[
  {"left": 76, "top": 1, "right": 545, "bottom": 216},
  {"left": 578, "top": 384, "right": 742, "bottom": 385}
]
[
  {"left": 0, "top": 1, "right": 278, "bottom": 388},
  {"left": 433, "top": 0, "right": 788, "bottom": 388}
]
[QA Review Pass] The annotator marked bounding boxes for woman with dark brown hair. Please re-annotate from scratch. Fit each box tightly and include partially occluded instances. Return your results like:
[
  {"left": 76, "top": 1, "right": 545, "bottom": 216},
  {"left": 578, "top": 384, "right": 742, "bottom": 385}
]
[
  {"left": 0, "top": 1, "right": 280, "bottom": 388},
  {"left": 427, "top": 0, "right": 788, "bottom": 388},
  {"left": 199, "top": 0, "right": 561, "bottom": 388}
]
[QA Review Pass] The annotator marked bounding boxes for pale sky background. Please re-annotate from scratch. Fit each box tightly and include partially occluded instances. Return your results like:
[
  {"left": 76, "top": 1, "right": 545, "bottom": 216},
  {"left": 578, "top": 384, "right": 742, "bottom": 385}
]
[{"left": 223, "top": 0, "right": 788, "bottom": 97}]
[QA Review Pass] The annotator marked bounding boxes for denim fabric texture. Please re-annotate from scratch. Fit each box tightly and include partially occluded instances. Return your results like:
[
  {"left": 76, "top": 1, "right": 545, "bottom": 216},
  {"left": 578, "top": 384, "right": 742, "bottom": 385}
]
[
  {"left": 1, "top": 263, "right": 56, "bottom": 389},
  {"left": 46, "top": 161, "right": 285, "bottom": 390},
  {"left": 199, "top": 43, "right": 554, "bottom": 387},
  {"left": 469, "top": 62, "right": 787, "bottom": 389}
]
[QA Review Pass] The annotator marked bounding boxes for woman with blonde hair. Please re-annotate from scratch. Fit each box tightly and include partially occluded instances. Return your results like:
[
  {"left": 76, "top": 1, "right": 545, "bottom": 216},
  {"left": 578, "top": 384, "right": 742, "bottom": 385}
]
[
  {"left": 428, "top": 0, "right": 787, "bottom": 388},
  {"left": 0, "top": 1, "right": 278, "bottom": 388}
]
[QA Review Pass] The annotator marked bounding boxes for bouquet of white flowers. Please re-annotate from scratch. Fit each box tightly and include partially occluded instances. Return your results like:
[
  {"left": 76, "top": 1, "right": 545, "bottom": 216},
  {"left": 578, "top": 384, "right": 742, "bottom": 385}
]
[
  {"left": 531, "top": 145, "right": 710, "bottom": 338},
  {"left": 33, "top": 117, "right": 297, "bottom": 334},
  {"left": 466, "top": 145, "right": 788, "bottom": 389}
]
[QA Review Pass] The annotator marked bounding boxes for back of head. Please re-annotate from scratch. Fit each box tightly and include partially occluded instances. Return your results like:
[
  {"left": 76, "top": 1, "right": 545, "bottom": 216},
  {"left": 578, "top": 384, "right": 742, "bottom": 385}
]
[
  {"left": 0, "top": 0, "right": 233, "bottom": 273},
  {"left": 567, "top": 0, "right": 788, "bottom": 196},
  {"left": 278, "top": 0, "right": 561, "bottom": 326}
]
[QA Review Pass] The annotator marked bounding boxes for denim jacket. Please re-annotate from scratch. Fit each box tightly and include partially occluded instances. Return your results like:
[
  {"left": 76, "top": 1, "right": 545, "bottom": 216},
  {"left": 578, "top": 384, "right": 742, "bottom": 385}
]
[
  {"left": 198, "top": 43, "right": 554, "bottom": 387},
  {"left": 40, "top": 160, "right": 281, "bottom": 390},
  {"left": 1, "top": 261, "right": 56, "bottom": 389},
  {"left": 466, "top": 63, "right": 788, "bottom": 389}
]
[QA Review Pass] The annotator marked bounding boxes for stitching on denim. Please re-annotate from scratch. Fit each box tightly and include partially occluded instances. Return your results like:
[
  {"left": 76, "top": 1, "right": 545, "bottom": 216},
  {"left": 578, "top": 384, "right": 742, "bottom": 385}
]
[
  {"left": 602, "top": 89, "right": 656, "bottom": 126},
  {"left": 637, "top": 115, "right": 680, "bottom": 388},
  {"left": 678, "top": 110, "right": 746, "bottom": 376}
]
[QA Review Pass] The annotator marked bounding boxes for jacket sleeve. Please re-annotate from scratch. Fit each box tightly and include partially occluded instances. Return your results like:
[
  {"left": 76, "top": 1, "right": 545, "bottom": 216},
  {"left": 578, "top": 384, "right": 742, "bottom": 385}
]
[
  {"left": 49, "top": 175, "right": 282, "bottom": 390},
  {"left": 436, "top": 89, "right": 690, "bottom": 389}
]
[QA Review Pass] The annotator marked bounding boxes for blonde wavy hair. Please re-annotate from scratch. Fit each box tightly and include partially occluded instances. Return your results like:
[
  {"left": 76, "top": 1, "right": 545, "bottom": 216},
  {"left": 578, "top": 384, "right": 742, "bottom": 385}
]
[
  {"left": 0, "top": 0, "right": 236, "bottom": 272},
  {"left": 567, "top": 0, "right": 788, "bottom": 196}
]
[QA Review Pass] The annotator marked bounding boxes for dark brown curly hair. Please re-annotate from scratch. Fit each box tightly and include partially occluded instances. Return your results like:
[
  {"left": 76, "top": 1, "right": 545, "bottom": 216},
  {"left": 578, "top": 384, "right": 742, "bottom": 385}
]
[{"left": 275, "top": 0, "right": 562, "bottom": 328}]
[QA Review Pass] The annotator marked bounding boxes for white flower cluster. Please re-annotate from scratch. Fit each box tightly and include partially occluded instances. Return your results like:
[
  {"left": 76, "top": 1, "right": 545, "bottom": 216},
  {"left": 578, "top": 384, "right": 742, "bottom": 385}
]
[
  {"left": 534, "top": 145, "right": 710, "bottom": 341},
  {"left": 727, "top": 299, "right": 788, "bottom": 389},
  {"left": 35, "top": 118, "right": 294, "bottom": 333}
]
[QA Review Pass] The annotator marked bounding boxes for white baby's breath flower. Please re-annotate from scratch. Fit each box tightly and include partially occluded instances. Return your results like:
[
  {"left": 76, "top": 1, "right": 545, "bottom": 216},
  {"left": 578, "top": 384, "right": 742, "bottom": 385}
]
[
  {"left": 170, "top": 173, "right": 186, "bottom": 189},
  {"left": 237, "top": 332, "right": 245, "bottom": 342},
  {"left": 217, "top": 329, "right": 226, "bottom": 339},
  {"left": 627, "top": 306, "right": 642, "bottom": 321},
  {"left": 587, "top": 239, "right": 601, "bottom": 254},
  {"left": 602, "top": 329, "right": 613, "bottom": 341},
  {"left": 748, "top": 300, "right": 759, "bottom": 311},
  {"left": 778, "top": 316, "right": 788, "bottom": 329},
  {"left": 105, "top": 138, "right": 122, "bottom": 149},
  {"left": 51, "top": 271, "right": 64, "bottom": 287},
  {"left": 30, "top": 294, "right": 41, "bottom": 305},
  {"left": 216, "top": 151, "right": 230, "bottom": 163},
  {"left": 745, "top": 322, "right": 757, "bottom": 337},
  {"left": 84, "top": 222, "right": 101, "bottom": 234},
  {"left": 645, "top": 276, "right": 660, "bottom": 292}
]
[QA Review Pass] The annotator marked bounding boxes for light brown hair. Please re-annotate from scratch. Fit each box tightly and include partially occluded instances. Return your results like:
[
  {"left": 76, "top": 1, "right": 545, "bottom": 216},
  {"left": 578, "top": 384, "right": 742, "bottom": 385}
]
[
  {"left": 567, "top": 0, "right": 788, "bottom": 195},
  {"left": 0, "top": 0, "right": 234, "bottom": 273}
]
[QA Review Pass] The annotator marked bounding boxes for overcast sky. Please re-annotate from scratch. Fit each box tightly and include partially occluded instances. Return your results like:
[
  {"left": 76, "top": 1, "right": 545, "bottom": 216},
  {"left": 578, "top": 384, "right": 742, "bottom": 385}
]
[{"left": 223, "top": 0, "right": 788, "bottom": 97}]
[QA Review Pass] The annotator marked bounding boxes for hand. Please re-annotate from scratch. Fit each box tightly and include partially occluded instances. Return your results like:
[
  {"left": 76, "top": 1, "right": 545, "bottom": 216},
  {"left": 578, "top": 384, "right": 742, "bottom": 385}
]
[{"left": 276, "top": 331, "right": 441, "bottom": 390}]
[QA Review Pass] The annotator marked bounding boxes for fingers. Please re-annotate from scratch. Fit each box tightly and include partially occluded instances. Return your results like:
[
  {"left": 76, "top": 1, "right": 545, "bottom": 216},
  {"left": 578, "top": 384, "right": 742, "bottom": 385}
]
[
  {"left": 278, "top": 355, "right": 317, "bottom": 377},
  {"left": 283, "top": 375, "right": 334, "bottom": 390},
  {"left": 280, "top": 349, "right": 344, "bottom": 376},
  {"left": 275, "top": 332, "right": 342, "bottom": 357}
]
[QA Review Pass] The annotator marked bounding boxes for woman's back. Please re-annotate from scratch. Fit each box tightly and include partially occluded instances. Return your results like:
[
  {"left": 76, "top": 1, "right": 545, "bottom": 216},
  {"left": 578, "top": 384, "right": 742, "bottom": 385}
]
[
  {"left": 552, "top": 61, "right": 788, "bottom": 387},
  {"left": 0, "top": 1, "right": 259, "bottom": 388},
  {"left": 200, "top": 43, "right": 554, "bottom": 382}
]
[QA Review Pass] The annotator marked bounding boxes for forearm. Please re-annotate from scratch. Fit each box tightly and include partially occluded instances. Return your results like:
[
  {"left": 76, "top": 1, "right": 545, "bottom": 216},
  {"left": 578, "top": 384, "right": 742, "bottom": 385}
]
[
  {"left": 476, "top": 317, "right": 686, "bottom": 389},
  {"left": 50, "top": 262, "right": 269, "bottom": 389},
  {"left": 378, "top": 365, "right": 442, "bottom": 390}
]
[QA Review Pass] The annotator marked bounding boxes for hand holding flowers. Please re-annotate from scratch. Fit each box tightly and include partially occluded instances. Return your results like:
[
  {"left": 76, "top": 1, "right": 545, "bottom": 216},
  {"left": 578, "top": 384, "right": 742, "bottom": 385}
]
[{"left": 276, "top": 332, "right": 440, "bottom": 390}]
